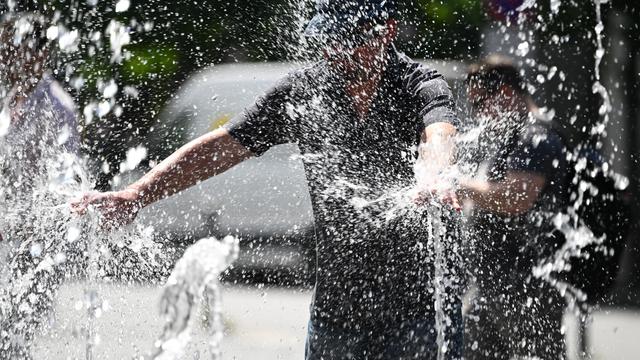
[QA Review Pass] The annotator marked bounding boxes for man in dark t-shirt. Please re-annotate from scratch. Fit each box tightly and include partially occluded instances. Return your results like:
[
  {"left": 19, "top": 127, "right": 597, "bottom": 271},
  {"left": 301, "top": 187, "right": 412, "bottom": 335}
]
[
  {"left": 74, "top": 1, "right": 463, "bottom": 358},
  {"left": 227, "top": 42, "right": 463, "bottom": 360},
  {"left": 458, "top": 56, "right": 570, "bottom": 360}
]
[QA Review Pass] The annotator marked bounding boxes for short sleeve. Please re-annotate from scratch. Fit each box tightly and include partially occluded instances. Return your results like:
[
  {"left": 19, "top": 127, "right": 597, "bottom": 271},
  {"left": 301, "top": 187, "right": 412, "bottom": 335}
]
[
  {"left": 506, "top": 127, "right": 565, "bottom": 176},
  {"left": 46, "top": 80, "right": 81, "bottom": 154},
  {"left": 225, "top": 75, "right": 297, "bottom": 156},
  {"left": 403, "top": 64, "right": 459, "bottom": 129}
]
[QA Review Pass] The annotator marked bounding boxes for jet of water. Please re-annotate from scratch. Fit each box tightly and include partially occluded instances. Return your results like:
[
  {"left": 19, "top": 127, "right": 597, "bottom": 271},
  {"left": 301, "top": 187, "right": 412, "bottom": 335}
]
[{"left": 150, "top": 236, "right": 239, "bottom": 360}]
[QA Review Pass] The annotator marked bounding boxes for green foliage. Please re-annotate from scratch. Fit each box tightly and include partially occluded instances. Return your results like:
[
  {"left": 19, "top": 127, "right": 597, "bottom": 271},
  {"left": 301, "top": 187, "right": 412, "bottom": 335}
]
[
  {"left": 123, "top": 46, "right": 180, "bottom": 81},
  {"left": 401, "top": 0, "right": 485, "bottom": 59},
  {"left": 419, "top": 0, "right": 484, "bottom": 26}
]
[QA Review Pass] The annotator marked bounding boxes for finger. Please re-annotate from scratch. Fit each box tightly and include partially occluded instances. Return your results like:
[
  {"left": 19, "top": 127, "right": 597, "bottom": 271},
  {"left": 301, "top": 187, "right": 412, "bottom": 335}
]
[
  {"left": 69, "top": 201, "right": 87, "bottom": 215},
  {"left": 69, "top": 193, "right": 98, "bottom": 214}
]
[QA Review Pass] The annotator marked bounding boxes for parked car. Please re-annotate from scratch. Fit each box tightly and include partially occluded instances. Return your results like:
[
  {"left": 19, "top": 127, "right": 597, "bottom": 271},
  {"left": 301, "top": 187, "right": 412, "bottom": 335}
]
[{"left": 134, "top": 60, "right": 468, "bottom": 284}]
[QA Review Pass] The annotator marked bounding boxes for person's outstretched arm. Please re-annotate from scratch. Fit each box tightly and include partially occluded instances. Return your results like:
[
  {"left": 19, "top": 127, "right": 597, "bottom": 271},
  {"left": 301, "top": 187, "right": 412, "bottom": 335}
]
[
  {"left": 71, "top": 128, "right": 253, "bottom": 225},
  {"left": 72, "top": 71, "right": 298, "bottom": 226},
  {"left": 458, "top": 172, "right": 546, "bottom": 215},
  {"left": 130, "top": 128, "right": 252, "bottom": 207},
  {"left": 457, "top": 127, "right": 565, "bottom": 215}
]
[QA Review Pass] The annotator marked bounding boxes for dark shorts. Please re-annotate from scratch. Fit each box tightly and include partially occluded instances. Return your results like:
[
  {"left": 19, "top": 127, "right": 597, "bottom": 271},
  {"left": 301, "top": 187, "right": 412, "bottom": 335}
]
[
  {"left": 305, "top": 307, "right": 463, "bottom": 360},
  {"left": 464, "top": 289, "right": 566, "bottom": 360}
]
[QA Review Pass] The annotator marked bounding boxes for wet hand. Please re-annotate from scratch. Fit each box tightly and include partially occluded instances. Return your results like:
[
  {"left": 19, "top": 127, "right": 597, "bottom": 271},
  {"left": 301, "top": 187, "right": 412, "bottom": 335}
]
[
  {"left": 69, "top": 188, "right": 142, "bottom": 229},
  {"left": 412, "top": 186, "right": 462, "bottom": 212}
]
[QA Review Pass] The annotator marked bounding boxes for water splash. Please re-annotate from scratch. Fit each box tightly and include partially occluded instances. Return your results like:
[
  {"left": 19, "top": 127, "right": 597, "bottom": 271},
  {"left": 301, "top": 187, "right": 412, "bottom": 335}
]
[
  {"left": 0, "top": 83, "right": 165, "bottom": 358},
  {"left": 534, "top": 0, "right": 618, "bottom": 311},
  {"left": 591, "top": 0, "right": 612, "bottom": 136},
  {"left": 532, "top": 213, "right": 597, "bottom": 310},
  {"left": 321, "top": 157, "right": 465, "bottom": 358},
  {"left": 428, "top": 208, "right": 462, "bottom": 360},
  {"left": 150, "top": 236, "right": 238, "bottom": 360}
]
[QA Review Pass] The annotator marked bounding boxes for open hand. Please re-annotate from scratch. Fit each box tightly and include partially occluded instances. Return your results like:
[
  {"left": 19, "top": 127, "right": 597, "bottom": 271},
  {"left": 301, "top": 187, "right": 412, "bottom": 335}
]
[{"left": 70, "top": 188, "right": 142, "bottom": 229}]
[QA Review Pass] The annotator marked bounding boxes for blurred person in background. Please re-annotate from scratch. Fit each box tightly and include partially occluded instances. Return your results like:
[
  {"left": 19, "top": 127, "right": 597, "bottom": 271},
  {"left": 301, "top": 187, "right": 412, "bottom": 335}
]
[
  {"left": 0, "top": 12, "right": 79, "bottom": 164},
  {"left": 0, "top": 11, "right": 80, "bottom": 213},
  {"left": 0, "top": 12, "right": 80, "bottom": 358},
  {"left": 73, "top": 0, "right": 466, "bottom": 358},
  {"left": 458, "top": 55, "right": 570, "bottom": 360}
]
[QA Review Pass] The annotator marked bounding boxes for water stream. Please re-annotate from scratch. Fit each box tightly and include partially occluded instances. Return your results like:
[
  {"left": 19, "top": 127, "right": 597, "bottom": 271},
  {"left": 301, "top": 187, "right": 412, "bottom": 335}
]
[
  {"left": 149, "top": 236, "right": 238, "bottom": 360},
  {"left": 0, "top": 0, "right": 630, "bottom": 359}
]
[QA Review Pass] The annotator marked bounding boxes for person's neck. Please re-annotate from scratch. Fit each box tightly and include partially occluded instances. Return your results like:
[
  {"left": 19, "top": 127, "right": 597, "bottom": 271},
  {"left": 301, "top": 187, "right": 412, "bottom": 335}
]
[
  {"left": 345, "top": 54, "right": 389, "bottom": 121},
  {"left": 346, "top": 73, "right": 381, "bottom": 121}
]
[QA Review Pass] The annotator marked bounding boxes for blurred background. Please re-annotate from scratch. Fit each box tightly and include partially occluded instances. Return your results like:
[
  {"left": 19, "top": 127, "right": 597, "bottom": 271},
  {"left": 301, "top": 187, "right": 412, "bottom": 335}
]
[{"left": 2, "top": 0, "right": 640, "bottom": 358}]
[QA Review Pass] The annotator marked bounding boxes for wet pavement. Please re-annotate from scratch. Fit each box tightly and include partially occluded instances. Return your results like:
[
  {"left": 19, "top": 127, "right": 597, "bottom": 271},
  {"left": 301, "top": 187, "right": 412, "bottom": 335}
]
[
  {"left": 34, "top": 283, "right": 311, "bottom": 359},
  {"left": 33, "top": 283, "right": 640, "bottom": 359}
]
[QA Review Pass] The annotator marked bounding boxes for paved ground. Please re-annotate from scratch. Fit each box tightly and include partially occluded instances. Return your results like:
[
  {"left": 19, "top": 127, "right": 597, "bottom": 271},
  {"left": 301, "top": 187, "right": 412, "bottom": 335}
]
[
  {"left": 33, "top": 283, "right": 311, "bottom": 359},
  {"left": 32, "top": 283, "right": 640, "bottom": 359}
]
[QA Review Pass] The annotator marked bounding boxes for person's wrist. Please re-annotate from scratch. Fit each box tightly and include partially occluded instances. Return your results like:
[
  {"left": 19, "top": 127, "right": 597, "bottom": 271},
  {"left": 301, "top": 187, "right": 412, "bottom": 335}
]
[{"left": 122, "top": 186, "right": 145, "bottom": 209}]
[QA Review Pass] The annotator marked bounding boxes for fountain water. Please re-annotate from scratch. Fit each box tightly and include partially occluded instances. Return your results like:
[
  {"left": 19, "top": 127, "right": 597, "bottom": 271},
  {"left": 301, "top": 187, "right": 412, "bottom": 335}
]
[
  {"left": 0, "top": 0, "right": 632, "bottom": 359},
  {"left": 150, "top": 236, "right": 238, "bottom": 360},
  {"left": 0, "top": 139, "right": 167, "bottom": 358}
]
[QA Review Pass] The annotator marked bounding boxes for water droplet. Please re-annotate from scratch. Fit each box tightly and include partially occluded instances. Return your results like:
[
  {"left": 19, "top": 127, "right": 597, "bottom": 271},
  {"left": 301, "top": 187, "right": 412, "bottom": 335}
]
[
  {"left": 98, "top": 101, "right": 112, "bottom": 117},
  {"left": 103, "top": 80, "right": 118, "bottom": 99},
  {"left": 54, "top": 252, "right": 67, "bottom": 265},
  {"left": 119, "top": 145, "right": 148, "bottom": 172},
  {"left": 30, "top": 243, "right": 43, "bottom": 257},
  {"left": 115, "top": 0, "right": 130, "bottom": 12},
  {"left": 0, "top": 106, "right": 10, "bottom": 137},
  {"left": 516, "top": 41, "right": 530, "bottom": 57},
  {"left": 46, "top": 25, "right": 59, "bottom": 40},
  {"left": 67, "top": 226, "right": 81, "bottom": 242},
  {"left": 58, "top": 29, "right": 80, "bottom": 52},
  {"left": 57, "top": 125, "right": 70, "bottom": 146}
]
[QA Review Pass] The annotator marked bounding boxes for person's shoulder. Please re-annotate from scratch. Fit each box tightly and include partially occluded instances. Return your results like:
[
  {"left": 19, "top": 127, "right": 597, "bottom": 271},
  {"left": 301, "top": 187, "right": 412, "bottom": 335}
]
[
  {"left": 391, "top": 50, "right": 451, "bottom": 100},
  {"left": 393, "top": 50, "right": 445, "bottom": 83},
  {"left": 269, "top": 62, "right": 323, "bottom": 94}
]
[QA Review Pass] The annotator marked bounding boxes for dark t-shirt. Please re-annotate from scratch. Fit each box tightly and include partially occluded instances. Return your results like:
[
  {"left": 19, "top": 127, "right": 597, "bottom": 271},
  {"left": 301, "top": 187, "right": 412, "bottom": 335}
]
[
  {"left": 226, "top": 47, "right": 458, "bottom": 328},
  {"left": 472, "top": 122, "right": 570, "bottom": 294}
]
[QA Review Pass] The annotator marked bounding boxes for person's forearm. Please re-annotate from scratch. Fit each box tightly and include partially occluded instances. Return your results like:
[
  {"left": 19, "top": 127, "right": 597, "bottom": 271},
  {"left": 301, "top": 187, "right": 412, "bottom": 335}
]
[
  {"left": 127, "top": 128, "right": 253, "bottom": 208},
  {"left": 458, "top": 179, "right": 501, "bottom": 212},
  {"left": 458, "top": 172, "right": 545, "bottom": 215}
]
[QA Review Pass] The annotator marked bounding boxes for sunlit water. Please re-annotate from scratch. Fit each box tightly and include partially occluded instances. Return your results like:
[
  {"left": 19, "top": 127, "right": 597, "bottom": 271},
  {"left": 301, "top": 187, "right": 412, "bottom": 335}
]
[
  {"left": 149, "top": 236, "right": 238, "bottom": 360},
  {"left": 0, "top": 0, "right": 630, "bottom": 359}
]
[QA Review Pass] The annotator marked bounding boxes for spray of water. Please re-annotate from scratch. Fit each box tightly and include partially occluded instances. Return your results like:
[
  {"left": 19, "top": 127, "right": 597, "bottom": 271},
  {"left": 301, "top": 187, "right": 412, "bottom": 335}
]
[
  {"left": 149, "top": 236, "right": 238, "bottom": 360},
  {"left": 0, "top": 1, "right": 627, "bottom": 358},
  {"left": 532, "top": 0, "right": 623, "bottom": 312}
]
